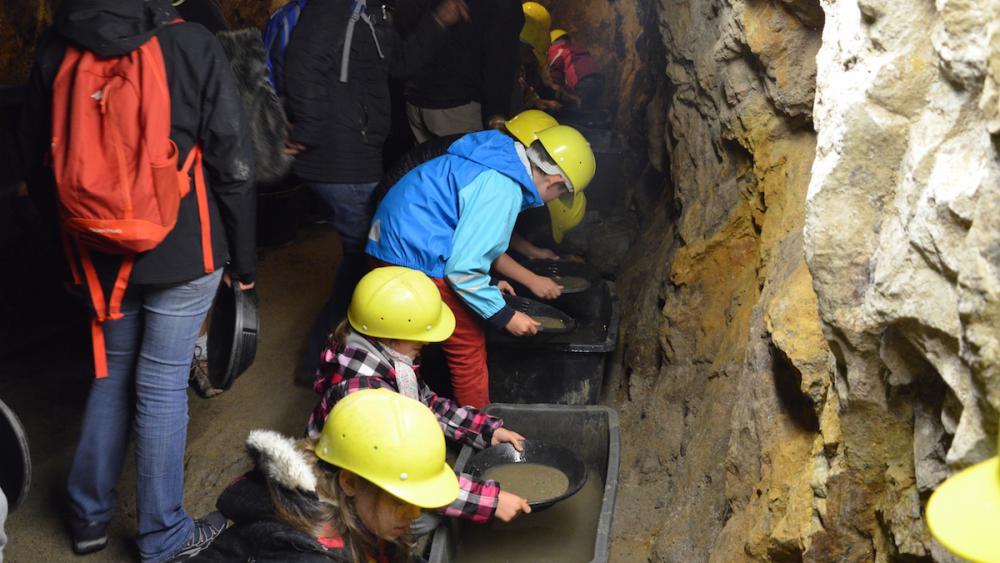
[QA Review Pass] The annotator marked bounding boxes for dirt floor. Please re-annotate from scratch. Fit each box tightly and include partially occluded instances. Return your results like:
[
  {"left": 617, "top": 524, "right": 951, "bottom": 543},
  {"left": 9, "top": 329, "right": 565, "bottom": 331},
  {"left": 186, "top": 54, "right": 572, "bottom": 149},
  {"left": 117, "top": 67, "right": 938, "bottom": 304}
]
[{"left": 1, "top": 226, "right": 342, "bottom": 563}]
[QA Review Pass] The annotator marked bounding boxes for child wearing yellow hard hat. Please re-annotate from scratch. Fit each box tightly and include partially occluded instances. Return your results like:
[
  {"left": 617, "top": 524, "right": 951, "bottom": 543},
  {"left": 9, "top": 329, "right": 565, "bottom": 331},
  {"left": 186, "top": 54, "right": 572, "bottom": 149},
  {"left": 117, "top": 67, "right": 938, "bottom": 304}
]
[
  {"left": 306, "top": 266, "right": 535, "bottom": 524},
  {"left": 517, "top": 2, "right": 581, "bottom": 112},
  {"left": 547, "top": 29, "right": 605, "bottom": 109},
  {"left": 191, "top": 389, "right": 458, "bottom": 562},
  {"left": 366, "top": 122, "right": 596, "bottom": 409},
  {"left": 372, "top": 109, "right": 587, "bottom": 302}
]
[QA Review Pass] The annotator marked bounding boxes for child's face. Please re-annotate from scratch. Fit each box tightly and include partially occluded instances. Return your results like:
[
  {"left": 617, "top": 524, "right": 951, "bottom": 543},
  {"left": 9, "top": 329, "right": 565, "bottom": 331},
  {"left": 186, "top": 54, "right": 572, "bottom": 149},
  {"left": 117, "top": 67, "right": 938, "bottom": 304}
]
[
  {"left": 342, "top": 473, "right": 421, "bottom": 540},
  {"left": 533, "top": 166, "right": 571, "bottom": 202},
  {"left": 386, "top": 339, "right": 425, "bottom": 359}
]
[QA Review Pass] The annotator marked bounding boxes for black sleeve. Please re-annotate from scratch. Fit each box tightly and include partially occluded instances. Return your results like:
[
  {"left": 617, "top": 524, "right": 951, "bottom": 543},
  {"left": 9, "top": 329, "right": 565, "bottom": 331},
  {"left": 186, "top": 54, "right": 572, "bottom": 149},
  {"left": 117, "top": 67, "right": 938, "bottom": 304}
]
[
  {"left": 386, "top": 11, "right": 449, "bottom": 78},
  {"left": 392, "top": 0, "right": 432, "bottom": 36},
  {"left": 486, "top": 304, "right": 516, "bottom": 330},
  {"left": 18, "top": 33, "right": 63, "bottom": 236},
  {"left": 284, "top": 0, "right": 346, "bottom": 147},
  {"left": 198, "top": 35, "right": 257, "bottom": 283},
  {"left": 479, "top": 0, "right": 523, "bottom": 121}
]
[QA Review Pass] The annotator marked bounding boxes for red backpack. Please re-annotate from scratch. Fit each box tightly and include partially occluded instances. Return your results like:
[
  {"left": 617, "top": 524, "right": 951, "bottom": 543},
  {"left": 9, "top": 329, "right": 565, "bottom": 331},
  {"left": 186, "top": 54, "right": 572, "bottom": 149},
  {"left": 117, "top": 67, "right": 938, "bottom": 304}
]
[{"left": 50, "top": 31, "right": 214, "bottom": 378}]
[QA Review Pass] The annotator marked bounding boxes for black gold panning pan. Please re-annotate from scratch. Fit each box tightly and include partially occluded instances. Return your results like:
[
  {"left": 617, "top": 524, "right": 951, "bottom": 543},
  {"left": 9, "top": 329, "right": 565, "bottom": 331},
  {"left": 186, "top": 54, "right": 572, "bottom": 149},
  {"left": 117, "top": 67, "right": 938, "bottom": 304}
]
[
  {"left": 505, "top": 296, "right": 576, "bottom": 335},
  {"left": 464, "top": 439, "right": 588, "bottom": 511}
]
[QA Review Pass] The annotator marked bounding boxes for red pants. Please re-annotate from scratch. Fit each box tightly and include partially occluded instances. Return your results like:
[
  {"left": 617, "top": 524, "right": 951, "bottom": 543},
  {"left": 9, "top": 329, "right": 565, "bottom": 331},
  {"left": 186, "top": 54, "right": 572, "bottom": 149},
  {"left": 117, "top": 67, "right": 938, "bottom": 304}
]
[{"left": 431, "top": 277, "right": 490, "bottom": 408}]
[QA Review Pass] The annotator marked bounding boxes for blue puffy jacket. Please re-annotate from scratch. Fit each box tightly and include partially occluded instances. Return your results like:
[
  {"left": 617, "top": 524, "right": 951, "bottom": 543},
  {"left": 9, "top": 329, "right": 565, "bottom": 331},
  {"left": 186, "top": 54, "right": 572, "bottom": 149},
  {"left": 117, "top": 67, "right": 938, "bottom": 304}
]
[{"left": 366, "top": 130, "right": 542, "bottom": 326}]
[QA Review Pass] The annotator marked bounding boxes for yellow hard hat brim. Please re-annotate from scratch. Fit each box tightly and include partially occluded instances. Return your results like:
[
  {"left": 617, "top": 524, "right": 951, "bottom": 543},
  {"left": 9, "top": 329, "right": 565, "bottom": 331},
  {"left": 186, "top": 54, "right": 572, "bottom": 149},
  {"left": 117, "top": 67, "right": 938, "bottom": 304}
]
[
  {"left": 377, "top": 462, "right": 460, "bottom": 509},
  {"left": 423, "top": 301, "right": 456, "bottom": 342},
  {"left": 926, "top": 456, "right": 1000, "bottom": 563},
  {"left": 547, "top": 192, "right": 587, "bottom": 244},
  {"left": 551, "top": 223, "right": 566, "bottom": 244}
]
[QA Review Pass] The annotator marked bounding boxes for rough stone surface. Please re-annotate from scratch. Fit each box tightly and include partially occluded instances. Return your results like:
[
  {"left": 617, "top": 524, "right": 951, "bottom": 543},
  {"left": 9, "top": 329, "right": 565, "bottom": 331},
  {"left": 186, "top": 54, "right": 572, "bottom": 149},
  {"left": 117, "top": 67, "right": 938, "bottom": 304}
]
[
  {"left": 0, "top": 0, "right": 51, "bottom": 84},
  {"left": 604, "top": 0, "right": 837, "bottom": 559},
  {"left": 601, "top": 0, "right": 1000, "bottom": 559},
  {"left": 806, "top": 0, "right": 1000, "bottom": 555}
]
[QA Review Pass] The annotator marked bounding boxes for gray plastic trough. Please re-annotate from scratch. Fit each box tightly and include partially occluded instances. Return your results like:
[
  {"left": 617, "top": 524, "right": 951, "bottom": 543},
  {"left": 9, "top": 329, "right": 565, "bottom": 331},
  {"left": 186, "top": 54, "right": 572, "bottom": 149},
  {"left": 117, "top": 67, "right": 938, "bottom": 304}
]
[{"left": 428, "top": 403, "right": 621, "bottom": 563}]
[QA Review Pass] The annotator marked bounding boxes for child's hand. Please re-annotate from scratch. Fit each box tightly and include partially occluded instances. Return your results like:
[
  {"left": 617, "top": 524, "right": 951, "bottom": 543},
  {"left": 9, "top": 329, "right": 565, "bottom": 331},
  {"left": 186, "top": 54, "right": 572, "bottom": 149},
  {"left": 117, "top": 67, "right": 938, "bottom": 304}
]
[
  {"left": 525, "top": 246, "right": 559, "bottom": 261},
  {"left": 526, "top": 275, "right": 563, "bottom": 300},
  {"left": 491, "top": 428, "right": 525, "bottom": 451},
  {"left": 497, "top": 280, "right": 517, "bottom": 296},
  {"left": 536, "top": 99, "right": 562, "bottom": 111},
  {"left": 506, "top": 311, "right": 541, "bottom": 336},
  {"left": 495, "top": 491, "right": 532, "bottom": 522}
]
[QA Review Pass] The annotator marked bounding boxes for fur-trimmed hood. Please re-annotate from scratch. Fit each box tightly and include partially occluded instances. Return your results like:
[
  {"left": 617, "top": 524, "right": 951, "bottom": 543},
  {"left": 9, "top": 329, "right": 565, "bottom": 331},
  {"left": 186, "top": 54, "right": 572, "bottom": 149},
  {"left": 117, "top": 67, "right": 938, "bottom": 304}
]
[
  {"left": 214, "top": 30, "right": 292, "bottom": 189},
  {"left": 246, "top": 429, "right": 317, "bottom": 493}
]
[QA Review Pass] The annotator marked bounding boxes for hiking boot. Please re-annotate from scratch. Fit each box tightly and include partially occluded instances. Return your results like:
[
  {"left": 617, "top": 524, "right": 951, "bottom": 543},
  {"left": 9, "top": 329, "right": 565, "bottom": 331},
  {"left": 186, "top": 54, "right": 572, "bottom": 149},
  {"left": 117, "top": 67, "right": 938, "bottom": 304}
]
[
  {"left": 189, "top": 353, "right": 222, "bottom": 398},
  {"left": 70, "top": 520, "right": 108, "bottom": 555},
  {"left": 163, "top": 512, "right": 229, "bottom": 562}
]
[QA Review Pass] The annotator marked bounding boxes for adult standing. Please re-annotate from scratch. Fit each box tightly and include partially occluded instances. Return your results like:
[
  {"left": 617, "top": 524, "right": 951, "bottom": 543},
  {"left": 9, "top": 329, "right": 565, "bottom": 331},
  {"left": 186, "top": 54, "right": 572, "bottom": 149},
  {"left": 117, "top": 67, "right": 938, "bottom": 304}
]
[
  {"left": 19, "top": 1, "right": 256, "bottom": 561},
  {"left": 285, "top": 0, "right": 470, "bottom": 384},
  {"left": 396, "top": 0, "right": 524, "bottom": 142}
]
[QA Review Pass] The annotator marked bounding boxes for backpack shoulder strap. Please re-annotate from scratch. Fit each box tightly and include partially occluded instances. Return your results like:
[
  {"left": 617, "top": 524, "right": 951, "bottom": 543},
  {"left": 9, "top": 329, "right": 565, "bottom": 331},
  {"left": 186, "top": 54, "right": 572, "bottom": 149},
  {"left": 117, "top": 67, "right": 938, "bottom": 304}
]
[
  {"left": 339, "top": 0, "right": 384, "bottom": 84},
  {"left": 180, "top": 145, "right": 215, "bottom": 273},
  {"left": 75, "top": 243, "right": 134, "bottom": 378}
]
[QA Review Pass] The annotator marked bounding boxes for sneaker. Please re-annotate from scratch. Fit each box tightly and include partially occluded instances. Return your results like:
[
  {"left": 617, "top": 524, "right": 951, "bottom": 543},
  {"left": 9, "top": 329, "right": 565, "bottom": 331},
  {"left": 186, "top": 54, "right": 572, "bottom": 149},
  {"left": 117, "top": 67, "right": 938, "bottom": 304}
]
[
  {"left": 70, "top": 520, "right": 108, "bottom": 555},
  {"left": 164, "top": 512, "right": 229, "bottom": 562}
]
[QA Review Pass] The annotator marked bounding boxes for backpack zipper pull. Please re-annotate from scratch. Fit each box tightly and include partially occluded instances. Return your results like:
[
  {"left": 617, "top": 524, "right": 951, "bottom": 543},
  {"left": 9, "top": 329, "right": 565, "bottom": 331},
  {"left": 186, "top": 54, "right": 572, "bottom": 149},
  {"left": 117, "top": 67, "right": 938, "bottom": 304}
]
[{"left": 99, "top": 84, "right": 111, "bottom": 114}]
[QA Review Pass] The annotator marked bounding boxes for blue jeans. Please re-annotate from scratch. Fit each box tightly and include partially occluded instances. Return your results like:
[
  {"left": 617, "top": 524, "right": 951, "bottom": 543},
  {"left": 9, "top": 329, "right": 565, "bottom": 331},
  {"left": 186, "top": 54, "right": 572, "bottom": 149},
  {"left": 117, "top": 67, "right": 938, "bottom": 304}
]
[
  {"left": 301, "top": 182, "right": 377, "bottom": 374},
  {"left": 67, "top": 269, "right": 222, "bottom": 563}
]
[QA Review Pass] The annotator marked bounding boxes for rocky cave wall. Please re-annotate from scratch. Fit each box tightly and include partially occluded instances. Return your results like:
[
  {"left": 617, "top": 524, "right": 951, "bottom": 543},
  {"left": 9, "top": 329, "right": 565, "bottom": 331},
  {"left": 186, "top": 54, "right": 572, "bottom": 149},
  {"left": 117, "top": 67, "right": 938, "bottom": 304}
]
[
  {"left": 806, "top": 0, "right": 1000, "bottom": 557},
  {"left": 599, "top": 0, "right": 1000, "bottom": 561}
]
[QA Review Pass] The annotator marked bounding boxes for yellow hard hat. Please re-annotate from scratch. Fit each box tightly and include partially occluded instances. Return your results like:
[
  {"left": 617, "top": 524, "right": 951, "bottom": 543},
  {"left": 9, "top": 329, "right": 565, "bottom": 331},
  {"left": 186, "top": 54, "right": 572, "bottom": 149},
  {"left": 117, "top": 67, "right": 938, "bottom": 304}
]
[
  {"left": 926, "top": 433, "right": 1000, "bottom": 563},
  {"left": 520, "top": 22, "right": 549, "bottom": 61},
  {"left": 547, "top": 191, "right": 587, "bottom": 243},
  {"left": 505, "top": 109, "right": 558, "bottom": 146},
  {"left": 535, "top": 125, "right": 597, "bottom": 194},
  {"left": 550, "top": 28, "right": 568, "bottom": 43},
  {"left": 520, "top": 2, "right": 551, "bottom": 60},
  {"left": 522, "top": 2, "right": 551, "bottom": 31},
  {"left": 314, "top": 389, "right": 460, "bottom": 509},
  {"left": 348, "top": 267, "right": 456, "bottom": 342}
]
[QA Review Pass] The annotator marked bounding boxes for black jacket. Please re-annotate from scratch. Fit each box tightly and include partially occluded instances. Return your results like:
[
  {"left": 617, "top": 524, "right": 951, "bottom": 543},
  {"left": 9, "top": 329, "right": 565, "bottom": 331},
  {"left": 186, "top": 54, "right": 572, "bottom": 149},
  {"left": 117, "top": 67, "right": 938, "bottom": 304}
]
[
  {"left": 397, "top": 0, "right": 523, "bottom": 122},
  {"left": 284, "top": 1, "right": 449, "bottom": 183},
  {"left": 19, "top": 0, "right": 257, "bottom": 285},
  {"left": 190, "top": 471, "right": 349, "bottom": 563},
  {"left": 191, "top": 470, "right": 413, "bottom": 563}
]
